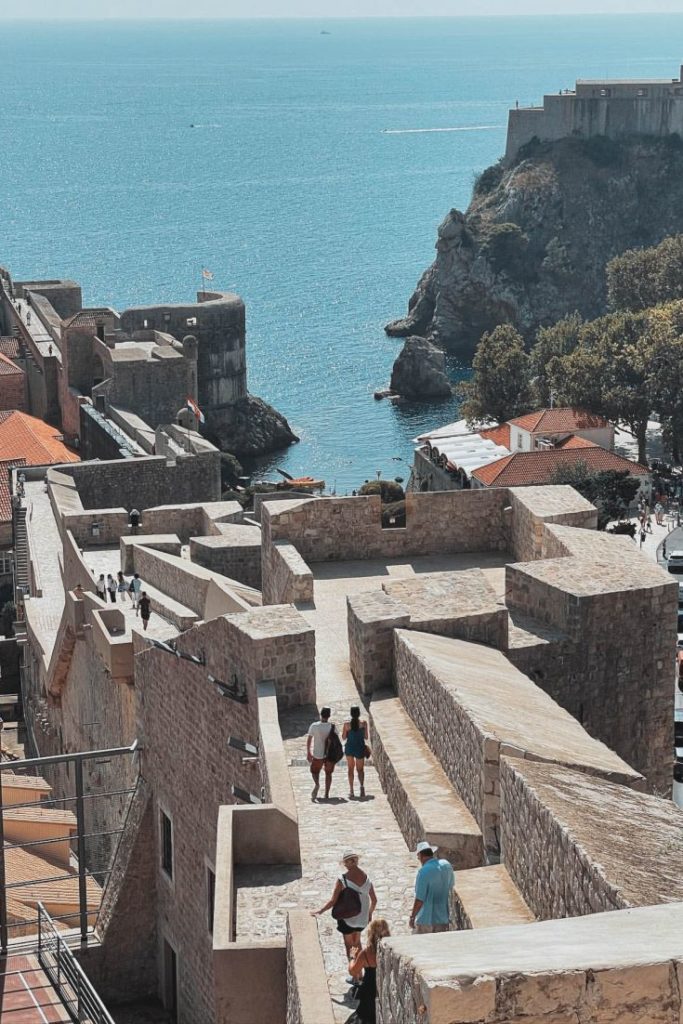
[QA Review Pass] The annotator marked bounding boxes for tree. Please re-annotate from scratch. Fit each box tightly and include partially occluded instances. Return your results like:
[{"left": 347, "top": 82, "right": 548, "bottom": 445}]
[
  {"left": 457, "top": 325, "right": 532, "bottom": 425},
  {"left": 607, "top": 234, "right": 683, "bottom": 312},
  {"left": 530, "top": 313, "right": 583, "bottom": 406},
  {"left": 549, "top": 462, "right": 640, "bottom": 530},
  {"left": 547, "top": 310, "right": 652, "bottom": 463},
  {"left": 636, "top": 307, "right": 683, "bottom": 463}
]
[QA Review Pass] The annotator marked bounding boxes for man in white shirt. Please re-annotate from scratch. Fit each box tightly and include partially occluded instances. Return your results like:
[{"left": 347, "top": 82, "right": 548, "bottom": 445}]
[{"left": 307, "top": 706, "right": 335, "bottom": 802}]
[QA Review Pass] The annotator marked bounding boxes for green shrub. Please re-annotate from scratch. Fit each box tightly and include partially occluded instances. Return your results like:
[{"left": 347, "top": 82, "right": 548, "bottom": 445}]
[
  {"left": 473, "top": 160, "right": 505, "bottom": 197},
  {"left": 359, "top": 480, "right": 405, "bottom": 504}
]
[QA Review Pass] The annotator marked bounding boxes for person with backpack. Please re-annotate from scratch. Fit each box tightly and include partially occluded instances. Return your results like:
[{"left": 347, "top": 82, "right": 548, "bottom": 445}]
[
  {"left": 306, "top": 706, "right": 341, "bottom": 801},
  {"left": 312, "top": 851, "right": 377, "bottom": 974}
]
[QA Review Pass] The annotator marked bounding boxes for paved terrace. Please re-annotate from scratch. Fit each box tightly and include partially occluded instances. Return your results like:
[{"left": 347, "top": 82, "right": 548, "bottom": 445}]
[{"left": 237, "top": 551, "right": 509, "bottom": 1021}]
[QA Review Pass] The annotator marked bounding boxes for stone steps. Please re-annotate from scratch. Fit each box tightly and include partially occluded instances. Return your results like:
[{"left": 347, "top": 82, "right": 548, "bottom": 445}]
[
  {"left": 450, "top": 863, "right": 535, "bottom": 930},
  {"left": 369, "top": 690, "right": 485, "bottom": 868}
]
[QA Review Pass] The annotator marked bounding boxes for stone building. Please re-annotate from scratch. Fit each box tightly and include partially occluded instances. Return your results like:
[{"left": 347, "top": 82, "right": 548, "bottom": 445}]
[
  {"left": 0, "top": 264, "right": 296, "bottom": 458},
  {"left": 506, "top": 64, "right": 683, "bottom": 161}
]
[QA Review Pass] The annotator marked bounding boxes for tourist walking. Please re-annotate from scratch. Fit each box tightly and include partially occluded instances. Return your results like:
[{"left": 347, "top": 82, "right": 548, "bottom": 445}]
[
  {"left": 349, "top": 918, "right": 390, "bottom": 1024},
  {"left": 342, "top": 705, "right": 369, "bottom": 799},
  {"left": 409, "top": 841, "right": 454, "bottom": 934},
  {"left": 655, "top": 502, "right": 664, "bottom": 526},
  {"left": 312, "top": 851, "right": 377, "bottom": 971},
  {"left": 95, "top": 574, "right": 106, "bottom": 601},
  {"left": 138, "top": 592, "right": 151, "bottom": 631},
  {"left": 106, "top": 574, "right": 117, "bottom": 603},
  {"left": 306, "top": 706, "right": 337, "bottom": 800},
  {"left": 117, "top": 571, "right": 128, "bottom": 601},
  {"left": 130, "top": 573, "right": 142, "bottom": 613}
]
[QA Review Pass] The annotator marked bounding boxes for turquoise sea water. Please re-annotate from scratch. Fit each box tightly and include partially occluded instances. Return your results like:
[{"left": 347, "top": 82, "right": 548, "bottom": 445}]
[{"left": 1, "top": 16, "right": 683, "bottom": 490}]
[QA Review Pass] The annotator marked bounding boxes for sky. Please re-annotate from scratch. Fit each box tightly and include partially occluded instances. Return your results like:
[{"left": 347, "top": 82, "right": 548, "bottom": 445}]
[{"left": 5, "top": 0, "right": 683, "bottom": 18}]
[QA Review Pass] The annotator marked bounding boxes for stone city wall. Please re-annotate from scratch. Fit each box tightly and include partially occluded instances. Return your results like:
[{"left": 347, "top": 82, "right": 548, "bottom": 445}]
[
  {"left": 191, "top": 528, "right": 262, "bottom": 590},
  {"left": 262, "top": 488, "right": 510, "bottom": 569},
  {"left": 57, "top": 451, "right": 221, "bottom": 513},
  {"left": 136, "top": 614, "right": 265, "bottom": 1024},
  {"left": 505, "top": 547, "right": 677, "bottom": 791},
  {"left": 262, "top": 540, "right": 314, "bottom": 606},
  {"left": 348, "top": 591, "right": 411, "bottom": 694},
  {"left": 377, "top": 903, "right": 683, "bottom": 1024},
  {"left": 285, "top": 911, "right": 335, "bottom": 1024},
  {"left": 393, "top": 631, "right": 491, "bottom": 845},
  {"left": 500, "top": 757, "right": 626, "bottom": 921},
  {"left": 508, "top": 486, "right": 597, "bottom": 563}
]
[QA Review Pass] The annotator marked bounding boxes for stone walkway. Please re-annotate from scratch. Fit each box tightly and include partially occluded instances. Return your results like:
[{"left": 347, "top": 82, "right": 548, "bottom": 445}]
[
  {"left": 84, "top": 548, "right": 178, "bottom": 641},
  {"left": 23, "top": 482, "right": 66, "bottom": 660}
]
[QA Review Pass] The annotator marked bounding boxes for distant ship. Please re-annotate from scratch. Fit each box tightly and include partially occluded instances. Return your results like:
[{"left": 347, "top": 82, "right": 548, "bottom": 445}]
[{"left": 321, "top": 30, "right": 331, "bottom": 34}]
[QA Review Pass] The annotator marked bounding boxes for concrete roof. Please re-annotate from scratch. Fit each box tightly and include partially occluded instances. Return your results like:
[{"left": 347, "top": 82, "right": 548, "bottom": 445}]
[
  {"left": 395, "top": 631, "right": 640, "bottom": 783},
  {"left": 504, "top": 758, "right": 683, "bottom": 908}
]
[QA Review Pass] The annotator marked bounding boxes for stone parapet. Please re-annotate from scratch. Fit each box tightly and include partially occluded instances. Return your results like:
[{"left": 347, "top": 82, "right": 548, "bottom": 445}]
[
  {"left": 369, "top": 691, "right": 484, "bottom": 867},
  {"left": 262, "top": 540, "right": 314, "bottom": 606},
  {"left": 500, "top": 757, "right": 683, "bottom": 921},
  {"left": 378, "top": 901, "right": 683, "bottom": 1023},
  {"left": 191, "top": 527, "right": 262, "bottom": 591},
  {"left": 450, "top": 864, "right": 535, "bottom": 931},
  {"left": 347, "top": 591, "right": 411, "bottom": 694},
  {"left": 285, "top": 911, "right": 335, "bottom": 1024}
]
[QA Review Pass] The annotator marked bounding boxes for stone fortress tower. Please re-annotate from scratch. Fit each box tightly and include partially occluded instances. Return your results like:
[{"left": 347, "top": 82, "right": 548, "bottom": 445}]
[{"left": 506, "top": 63, "right": 683, "bottom": 161}]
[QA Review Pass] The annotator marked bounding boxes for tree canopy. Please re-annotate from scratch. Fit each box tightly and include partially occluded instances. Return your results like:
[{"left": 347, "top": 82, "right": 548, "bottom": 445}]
[
  {"left": 457, "top": 324, "right": 532, "bottom": 425},
  {"left": 549, "top": 463, "right": 640, "bottom": 530},
  {"left": 607, "top": 234, "right": 683, "bottom": 312}
]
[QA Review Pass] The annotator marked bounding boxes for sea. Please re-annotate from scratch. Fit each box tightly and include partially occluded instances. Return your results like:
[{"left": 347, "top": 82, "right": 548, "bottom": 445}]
[{"left": 1, "top": 15, "right": 683, "bottom": 491}]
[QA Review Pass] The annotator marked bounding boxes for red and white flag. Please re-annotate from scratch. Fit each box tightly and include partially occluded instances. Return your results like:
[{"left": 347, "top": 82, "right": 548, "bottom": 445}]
[
  {"left": 186, "top": 396, "right": 205, "bottom": 424},
  {"left": 201, "top": 269, "right": 214, "bottom": 281}
]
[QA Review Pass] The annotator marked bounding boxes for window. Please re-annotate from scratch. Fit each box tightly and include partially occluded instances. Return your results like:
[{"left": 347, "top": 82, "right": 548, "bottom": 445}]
[
  {"left": 161, "top": 809, "right": 173, "bottom": 880},
  {"left": 186, "top": 317, "right": 197, "bottom": 327},
  {"left": 0, "top": 551, "right": 13, "bottom": 575},
  {"left": 207, "top": 866, "right": 215, "bottom": 934},
  {"left": 637, "top": 88, "right": 648, "bottom": 97},
  {"left": 517, "top": 433, "right": 523, "bottom": 450},
  {"left": 163, "top": 939, "right": 178, "bottom": 1021}
]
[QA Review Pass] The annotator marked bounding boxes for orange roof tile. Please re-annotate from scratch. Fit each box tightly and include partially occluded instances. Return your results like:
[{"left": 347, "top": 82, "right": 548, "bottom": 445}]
[
  {"left": 471, "top": 447, "right": 649, "bottom": 487},
  {"left": 479, "top": 423, "right": 511, "bottom": 448},
  {"left": 0, "top": 337, "right": 20, "bottom": 360},
  {"left": 0, "top": 411, "right": 79, "bottom": 466},
  {"left": 0, "top": 352, "right": 23, "bottom": 377},
  {"left": 556, "top": 435, "right": 599, "bottom": 450},
  {"left": 509, "top": 408, "right": 610, "bottom": 434}
]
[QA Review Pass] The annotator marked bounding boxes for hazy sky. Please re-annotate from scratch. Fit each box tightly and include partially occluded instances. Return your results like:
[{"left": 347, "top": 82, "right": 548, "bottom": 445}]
[{"left": 6, "top": 0, "right": 683, "bottom": 18}]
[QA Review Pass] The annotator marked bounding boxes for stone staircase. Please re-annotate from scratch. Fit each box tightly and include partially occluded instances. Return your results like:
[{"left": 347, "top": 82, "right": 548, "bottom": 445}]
[{"left": 13, "top": 505, "right": 29, "bottom": 593}]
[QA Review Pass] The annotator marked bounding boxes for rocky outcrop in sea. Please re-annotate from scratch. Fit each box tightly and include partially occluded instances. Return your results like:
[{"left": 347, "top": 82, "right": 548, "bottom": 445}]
[
  {"left": 389, "top": 336, "right": 452, "bottom": 399},
  {"left": 386, "top": 134, "right": 683, "bottom": 361},
  {"left": 211, "top": 394, "right": 298, "bottom": 459}
]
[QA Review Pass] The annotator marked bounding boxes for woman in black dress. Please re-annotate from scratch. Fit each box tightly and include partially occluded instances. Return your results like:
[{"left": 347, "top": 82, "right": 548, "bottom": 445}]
[{"left": 348, "top": 917, "right": 390, "bottom": 1024}]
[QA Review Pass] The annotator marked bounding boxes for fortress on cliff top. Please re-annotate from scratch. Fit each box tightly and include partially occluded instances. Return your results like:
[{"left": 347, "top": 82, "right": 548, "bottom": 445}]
[{"left": 506, "top": 63, "right": 683, "bottom": 161}]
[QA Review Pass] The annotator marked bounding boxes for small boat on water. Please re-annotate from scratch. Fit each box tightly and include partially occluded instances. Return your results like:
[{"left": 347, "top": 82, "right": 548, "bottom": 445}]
[{"left": 275, "top": 469, "right": 325, "bottom": 492}]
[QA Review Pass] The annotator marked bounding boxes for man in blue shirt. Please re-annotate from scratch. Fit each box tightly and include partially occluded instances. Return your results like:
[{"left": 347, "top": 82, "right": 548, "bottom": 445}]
[{"left": 409, "top": 841, "right": 454, "bottom": 934}]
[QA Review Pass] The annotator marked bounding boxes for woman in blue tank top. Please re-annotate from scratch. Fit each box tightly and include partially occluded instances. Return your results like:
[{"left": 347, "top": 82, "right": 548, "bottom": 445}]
[{"left": 342, "top": 706, "right": 369, "bottom": 799}]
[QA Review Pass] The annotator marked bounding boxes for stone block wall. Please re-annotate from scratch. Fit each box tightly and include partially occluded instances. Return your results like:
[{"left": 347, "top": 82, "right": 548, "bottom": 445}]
[
  {"left": 508, "top": 486, "right": 598, "bottom": 563},
  {"left": 500, "top": 757, "right": 626, "bottom": 921},
  {"left": 58, "top": 451, "right": 221, "bottom": 513},
  {"left": 262, "top": 488, "right": 510, "bottom": 569},
  {"left": 262, "top": 540, "right": 314, "bottom": 606},
  {"left": 505, "top": 555, "right": 677, "bottom": 792},
  {"left": 377, "top": 903, "right": 683, "bottom": 1024},
  {"left": 347, "top": 591, "right": 411, "bottom": 695},
  {"left": 393, "top": 631, "right": 492, "bottom": 845},
  {"left": 190, "top": 529, "right": 262, "bottom": 590},
  {"left": 285, "top": 912, "right": 335, "bottom": 1024}
]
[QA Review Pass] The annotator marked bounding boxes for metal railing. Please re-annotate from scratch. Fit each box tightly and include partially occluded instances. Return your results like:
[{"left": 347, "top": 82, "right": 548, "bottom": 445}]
[
  {"left": 37, "top": 902, "right": 116, "bottom": 1024},
  {"left": 0, "top": 741, "right": 138, "bottom": 954}
]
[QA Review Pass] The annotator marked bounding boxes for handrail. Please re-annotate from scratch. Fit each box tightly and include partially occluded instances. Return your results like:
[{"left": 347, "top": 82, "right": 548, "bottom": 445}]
[{"left": 37, "top": 902, "right": 116, "bottom": 1024}]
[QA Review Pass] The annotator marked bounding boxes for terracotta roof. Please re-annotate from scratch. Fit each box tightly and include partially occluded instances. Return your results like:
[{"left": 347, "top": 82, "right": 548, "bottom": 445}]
[
  {"left": 479, "top": 423, "right": 511, "bottom": 448},
  {"left": 0, "top": 352, "right": 23, "bottom": 377},
  {"left": 5, "top": 843, "right": 101, "bottom": 915},
  {"left": 556, "top": 435, "right": 598, "bottom": 450},
  {"left": 0, "top": 411, "right": 79, "bottom": 465},
  {"left": 471, "top": 447, "right": 650, "bottom": 487},
  {"left": 0, "top": 337, "right": 20, "bottom": 360},
  {"left": 509, "top": 408, "right": 610, "bottom": 433}
]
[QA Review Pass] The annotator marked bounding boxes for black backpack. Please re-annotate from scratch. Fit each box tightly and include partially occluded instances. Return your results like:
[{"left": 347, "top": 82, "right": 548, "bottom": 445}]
[{"left": 325, "top": 725, "right": 344, "bottom": 764}]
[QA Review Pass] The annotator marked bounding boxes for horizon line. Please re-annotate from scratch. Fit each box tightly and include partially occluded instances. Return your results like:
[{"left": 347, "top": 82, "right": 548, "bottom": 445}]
[{"left": 3, "top": 10, "right": 683, "bottom": 19}]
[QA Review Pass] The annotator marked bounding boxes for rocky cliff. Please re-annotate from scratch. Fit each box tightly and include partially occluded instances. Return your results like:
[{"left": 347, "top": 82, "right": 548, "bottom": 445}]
[
  {"left": 389, "top": 336, "right": 452, "bottom": 398},
  {"left": 209, "top": 393, "right": 298, "bottom": 459},
  {"left": 386, "top": 134, "right": 683, "bottom": 361}
]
